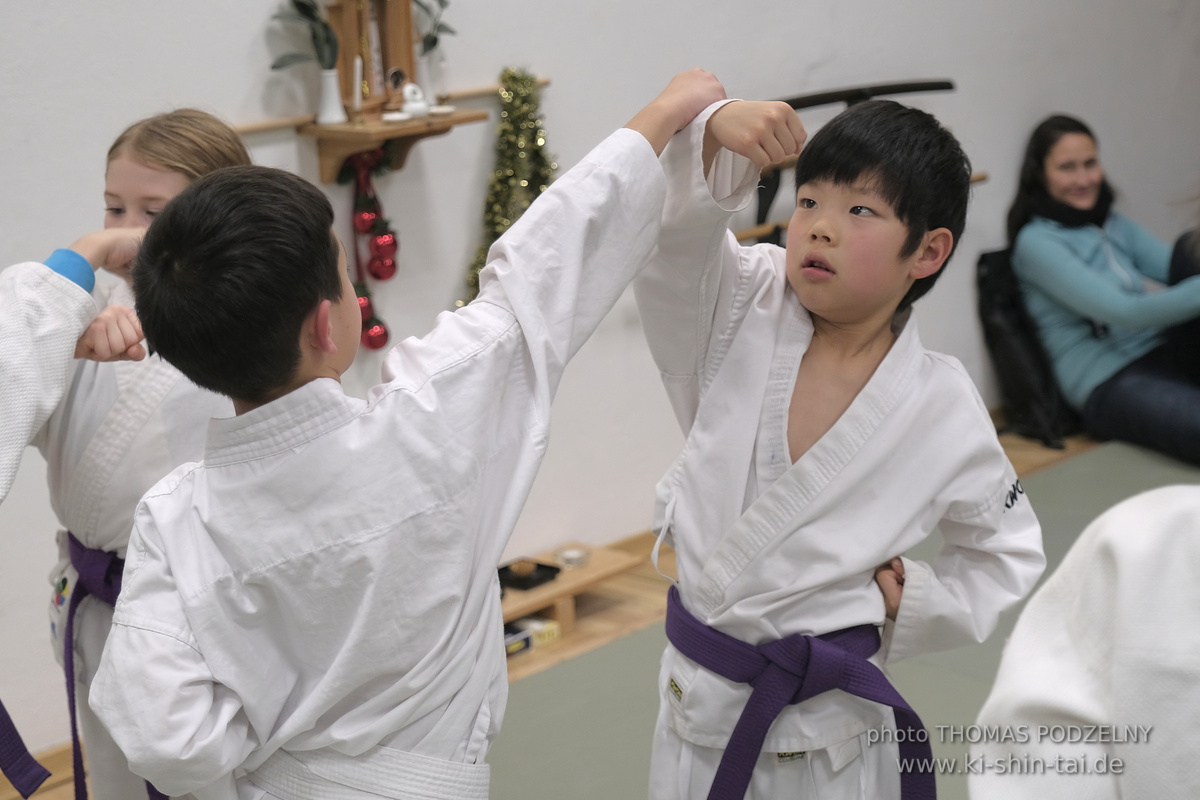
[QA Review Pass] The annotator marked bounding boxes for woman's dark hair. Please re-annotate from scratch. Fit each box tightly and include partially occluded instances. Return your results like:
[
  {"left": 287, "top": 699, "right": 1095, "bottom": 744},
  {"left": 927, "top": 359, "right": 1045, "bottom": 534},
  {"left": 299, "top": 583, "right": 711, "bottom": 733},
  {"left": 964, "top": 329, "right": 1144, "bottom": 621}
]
[{"left": 1007, "top": 114, "right": 1104, "bottom": 243}]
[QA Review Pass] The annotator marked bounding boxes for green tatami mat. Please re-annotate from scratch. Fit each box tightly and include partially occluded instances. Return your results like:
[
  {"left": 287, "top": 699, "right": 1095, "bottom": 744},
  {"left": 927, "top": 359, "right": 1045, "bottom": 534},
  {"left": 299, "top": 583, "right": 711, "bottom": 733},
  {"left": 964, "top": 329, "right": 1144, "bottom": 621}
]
[
  {"left": 490, "top": 442, "right": 1200, "bottom": 800},
  {"left": 491, "top": 623, "right": 667, "bottom": 799}
]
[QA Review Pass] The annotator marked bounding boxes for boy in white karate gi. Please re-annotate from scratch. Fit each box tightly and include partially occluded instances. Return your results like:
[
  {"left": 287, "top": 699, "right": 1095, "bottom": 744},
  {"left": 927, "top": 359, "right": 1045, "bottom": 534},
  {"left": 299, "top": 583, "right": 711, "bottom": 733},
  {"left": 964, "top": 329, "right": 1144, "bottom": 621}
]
[
  {"left": 87, "top": 70, "right": 727, "bottom": 800},
  {"left": 636, "top": 99, "right": 1046, "bottom": 798}
]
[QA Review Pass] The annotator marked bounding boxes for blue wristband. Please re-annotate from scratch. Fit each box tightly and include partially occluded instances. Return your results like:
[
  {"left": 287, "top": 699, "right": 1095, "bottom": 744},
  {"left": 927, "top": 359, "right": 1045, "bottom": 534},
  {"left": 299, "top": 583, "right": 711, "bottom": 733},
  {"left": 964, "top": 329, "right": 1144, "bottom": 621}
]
[{"left": 44, "top": 249, "right": 95, "bottom": 294}]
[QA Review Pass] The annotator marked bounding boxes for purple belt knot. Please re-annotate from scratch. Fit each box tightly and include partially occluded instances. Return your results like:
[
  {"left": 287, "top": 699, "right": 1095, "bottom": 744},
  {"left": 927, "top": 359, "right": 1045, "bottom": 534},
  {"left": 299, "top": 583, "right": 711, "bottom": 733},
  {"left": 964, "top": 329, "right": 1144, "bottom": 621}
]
[
  {"left": 67, "top": 532, "right": 124, "bottom": 606},
  {"left": 664, "top": 585, "right": 935, "bottom": 800}
]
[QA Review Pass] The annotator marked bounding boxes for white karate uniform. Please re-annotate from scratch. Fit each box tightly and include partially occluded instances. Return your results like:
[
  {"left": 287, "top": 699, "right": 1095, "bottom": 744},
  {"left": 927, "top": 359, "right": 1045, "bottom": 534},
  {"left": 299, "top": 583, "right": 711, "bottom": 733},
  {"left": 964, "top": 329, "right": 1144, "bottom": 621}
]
[
  {"left": 30, "top": 274, "right": 233, "bottom": 799},
  {"left": 89, "top": 128, "right": 668, "bottom": 800},
  {"left": 970, "top": 485, "right": 1200, "bottom": 800},
  {"left": 635, "top": 105, "right": 1046, "bottom": 798},
  {"left": 0, "top": 262, "right": 96, "bottom": 506}
]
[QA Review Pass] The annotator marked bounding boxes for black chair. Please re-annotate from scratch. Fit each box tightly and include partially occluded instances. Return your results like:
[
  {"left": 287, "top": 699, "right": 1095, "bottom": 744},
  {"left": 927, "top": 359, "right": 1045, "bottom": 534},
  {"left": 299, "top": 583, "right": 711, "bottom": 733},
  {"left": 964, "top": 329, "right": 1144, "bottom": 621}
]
[{"left": 976, "top": 249, "right": 1080, "bottom": 448}]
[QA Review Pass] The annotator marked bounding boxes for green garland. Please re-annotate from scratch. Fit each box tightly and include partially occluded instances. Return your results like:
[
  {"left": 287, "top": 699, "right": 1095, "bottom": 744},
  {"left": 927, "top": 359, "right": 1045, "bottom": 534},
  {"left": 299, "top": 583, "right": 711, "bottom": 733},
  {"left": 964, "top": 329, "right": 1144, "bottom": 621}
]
[{"left": 461, "top": 67, "right": 557, "bottom": 303}]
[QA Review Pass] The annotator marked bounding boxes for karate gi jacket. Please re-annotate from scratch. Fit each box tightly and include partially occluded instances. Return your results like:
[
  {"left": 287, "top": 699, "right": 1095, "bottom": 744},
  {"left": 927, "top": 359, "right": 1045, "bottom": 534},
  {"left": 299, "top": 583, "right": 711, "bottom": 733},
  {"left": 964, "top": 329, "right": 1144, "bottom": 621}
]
[
  {"left": 971, "top": 485, "right": 1200, "bottom": 799},
  {"left": 90, "top": 128, "right": 669, "bottom": 800},
  {"left": 634, "top": 105, "right": 1046, "bottom": 757},
  {"left": 0, "top": 261, "right": 96, "bottom": 506},
  {"left": 31, "top": 276, "right": 232, "bottom": 676}
]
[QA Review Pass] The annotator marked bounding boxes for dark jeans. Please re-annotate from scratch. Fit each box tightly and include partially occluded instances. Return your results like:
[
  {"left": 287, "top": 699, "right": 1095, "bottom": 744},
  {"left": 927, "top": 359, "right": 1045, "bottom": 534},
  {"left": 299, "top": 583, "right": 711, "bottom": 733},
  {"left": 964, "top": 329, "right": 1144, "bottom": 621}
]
[{"left": 1083, "top": 231, "right": 1200, "bottom": 465}]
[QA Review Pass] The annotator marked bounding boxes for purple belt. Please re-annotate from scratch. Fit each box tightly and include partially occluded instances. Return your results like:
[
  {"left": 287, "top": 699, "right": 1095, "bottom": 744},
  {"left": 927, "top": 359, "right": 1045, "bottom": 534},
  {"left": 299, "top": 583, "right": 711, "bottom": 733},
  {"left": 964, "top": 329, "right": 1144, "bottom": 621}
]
[
  {"left": 62, "top": 534, "right": 167, "bottom": 800},
  {"left": 664, "top": 585, "right": 935, "bottom": 800},
  {"left": 0, "top": 704, "right": 49, "bottom": 798}
]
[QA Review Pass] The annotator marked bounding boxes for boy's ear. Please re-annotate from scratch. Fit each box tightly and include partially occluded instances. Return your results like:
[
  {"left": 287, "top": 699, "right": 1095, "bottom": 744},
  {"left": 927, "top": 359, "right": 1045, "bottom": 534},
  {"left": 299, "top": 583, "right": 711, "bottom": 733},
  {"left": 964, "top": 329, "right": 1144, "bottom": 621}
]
[
  {"left": 909, "top": 228, "right": 954, "bottom": 280},
  {"left": 307, "top": 299, "right": 339, "bottom": 354}
]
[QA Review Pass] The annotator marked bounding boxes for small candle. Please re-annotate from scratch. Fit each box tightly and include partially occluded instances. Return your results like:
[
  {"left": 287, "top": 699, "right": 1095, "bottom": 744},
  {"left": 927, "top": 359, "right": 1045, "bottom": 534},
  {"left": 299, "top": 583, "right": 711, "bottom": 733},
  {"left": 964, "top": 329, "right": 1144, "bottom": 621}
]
[{"left": 353, "top": 56, "right": 363, "bottom": 111}]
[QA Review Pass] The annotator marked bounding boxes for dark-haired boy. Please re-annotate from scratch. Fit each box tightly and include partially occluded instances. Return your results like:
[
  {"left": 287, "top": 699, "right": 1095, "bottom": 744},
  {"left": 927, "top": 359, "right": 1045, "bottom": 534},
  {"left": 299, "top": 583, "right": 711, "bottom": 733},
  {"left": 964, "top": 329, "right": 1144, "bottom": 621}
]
[
  {"left": 636, "top": 100, "right": 1045, "bottom": 798},
  {"left": 83, "top": 71, "right": 745, "bottom": 800}
]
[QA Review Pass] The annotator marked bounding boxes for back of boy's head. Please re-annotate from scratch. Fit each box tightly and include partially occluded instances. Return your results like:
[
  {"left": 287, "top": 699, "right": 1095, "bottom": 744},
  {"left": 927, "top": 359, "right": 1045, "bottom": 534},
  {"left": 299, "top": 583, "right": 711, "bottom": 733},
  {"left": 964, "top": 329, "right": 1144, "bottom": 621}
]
[
  {"left": 794, "top": 99, "right": 971, "bottom": 312},
  {"left": 133, "top": 166, "right": 343, "bottom": 403},
  {"left": 109, "top": 108, "right": 252, "bottom": 179}
]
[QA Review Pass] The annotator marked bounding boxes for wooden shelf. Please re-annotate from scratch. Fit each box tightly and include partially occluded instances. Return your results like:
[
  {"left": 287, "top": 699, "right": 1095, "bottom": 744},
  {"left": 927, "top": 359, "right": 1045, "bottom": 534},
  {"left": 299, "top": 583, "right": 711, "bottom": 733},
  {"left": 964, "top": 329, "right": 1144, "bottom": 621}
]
[
  {"left": 298, "top": 108, "right": 489, "bottom": 183},
  {"left": 501, "top": 543, "right": 642, "bottom": 635}
]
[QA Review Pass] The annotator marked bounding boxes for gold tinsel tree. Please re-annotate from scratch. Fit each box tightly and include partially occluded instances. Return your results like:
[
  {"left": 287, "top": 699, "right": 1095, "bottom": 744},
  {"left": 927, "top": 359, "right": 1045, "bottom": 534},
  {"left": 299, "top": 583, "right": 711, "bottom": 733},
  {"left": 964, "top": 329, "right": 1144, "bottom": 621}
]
[{"left": 461, "top": 67, "right": 557, "bottom": 303}]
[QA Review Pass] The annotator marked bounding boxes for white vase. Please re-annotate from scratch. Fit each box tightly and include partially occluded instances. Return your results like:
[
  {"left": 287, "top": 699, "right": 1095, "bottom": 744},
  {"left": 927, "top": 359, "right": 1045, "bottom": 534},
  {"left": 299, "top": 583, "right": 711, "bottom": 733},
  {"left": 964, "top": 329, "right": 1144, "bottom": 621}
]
[
  {"left": 416, "top": 51, "right": 445, "bottom": 106},
  {"left": 317, "top": 68, "right": 348, "bottom": 124}
]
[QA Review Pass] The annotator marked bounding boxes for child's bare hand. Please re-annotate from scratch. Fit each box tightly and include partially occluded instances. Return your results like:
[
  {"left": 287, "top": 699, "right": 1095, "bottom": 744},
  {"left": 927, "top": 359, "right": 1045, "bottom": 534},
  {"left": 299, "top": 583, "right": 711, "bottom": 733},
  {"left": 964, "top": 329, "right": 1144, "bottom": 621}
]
[
  {"left": 69, "top": 228, "right": 145, "bottom": 283},
  {"left": 75, "top": 305, "right": 146, "bottom": 362},
  {"left": 706, "top": 101, "right": 807, "bottom": 169},
  {"left": 653, "top": 68, "right": 728, "bottom": 132},
  {"left": 874, "top": 557, "right": 905, "bottom": 621},
  {"left": 625, "top": 69, "right": 727, "bottom": 156}
]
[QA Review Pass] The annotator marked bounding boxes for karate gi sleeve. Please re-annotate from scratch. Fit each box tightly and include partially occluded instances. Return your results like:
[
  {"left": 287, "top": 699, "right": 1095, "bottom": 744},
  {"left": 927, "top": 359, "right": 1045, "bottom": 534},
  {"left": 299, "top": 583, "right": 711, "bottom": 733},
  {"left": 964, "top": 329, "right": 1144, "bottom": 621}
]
[
  {"left": 89, "top": 516, "right": 259, "bottom": 797},
  {"left": 384, "top": 127, "right": 669, "bottom": 413},
  {"left": 633, "top": 101, "right": 761, "bottom": 432},
  {"left": 0, "top": 261, "right": 97, "bottom": 506},
  {"left": 1013, "top": 224, "right": 1200, "bottom": 328},
  {"left": 883, "top": 424, "right": 1045, "bottom": 663}
]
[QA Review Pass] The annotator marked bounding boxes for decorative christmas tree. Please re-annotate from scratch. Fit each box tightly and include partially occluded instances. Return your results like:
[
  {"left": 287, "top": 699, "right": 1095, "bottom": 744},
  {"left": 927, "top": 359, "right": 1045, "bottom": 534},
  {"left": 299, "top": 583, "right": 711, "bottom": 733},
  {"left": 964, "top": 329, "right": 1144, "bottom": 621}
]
[{"left": 460, "top": 67, "right": 556, "bottom": 304}]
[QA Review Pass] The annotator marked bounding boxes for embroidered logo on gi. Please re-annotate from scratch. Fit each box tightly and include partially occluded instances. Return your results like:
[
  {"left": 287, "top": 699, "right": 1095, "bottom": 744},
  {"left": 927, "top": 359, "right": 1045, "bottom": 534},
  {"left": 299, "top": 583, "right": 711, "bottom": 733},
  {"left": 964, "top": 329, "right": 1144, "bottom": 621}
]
[
  {"left": 668, "top": 677, "right": 683, "bottom": 701},
  {"left": 1004, "top": 480, "right": 1025, "bottom": 509},
  {"left": 777, "top": 751, "right": 806, "bottom": 763},
  {"left": 53, "top": 577, "right": 69, "bottom": 607}
]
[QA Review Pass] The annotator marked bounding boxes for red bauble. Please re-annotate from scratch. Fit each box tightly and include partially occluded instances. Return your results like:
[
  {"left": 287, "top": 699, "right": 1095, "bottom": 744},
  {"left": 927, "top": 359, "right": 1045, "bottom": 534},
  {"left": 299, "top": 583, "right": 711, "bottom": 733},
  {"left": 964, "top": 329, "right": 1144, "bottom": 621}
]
[
  {"left": 370, "top": 232, "right": 398, "bottom": 259},
  {"left": 357, "top": 294, "right": 374, "bottom": 322},
  {"left": 367, "top": 256, "right": 397, "bottom": 281},
  {"left": 361, "top": 321, "right": 389, "bottom": 350},
  {"left": 353, "top": 210, "right": 378, "bottom": 234}
]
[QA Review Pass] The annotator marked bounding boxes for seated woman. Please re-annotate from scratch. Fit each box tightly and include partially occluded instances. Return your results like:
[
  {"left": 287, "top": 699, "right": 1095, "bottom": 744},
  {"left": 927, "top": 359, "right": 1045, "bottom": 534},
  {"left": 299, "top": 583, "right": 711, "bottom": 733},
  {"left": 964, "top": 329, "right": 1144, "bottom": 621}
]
[{"left": 1009, "top": 114, "right": 1200, "bottom": 464}]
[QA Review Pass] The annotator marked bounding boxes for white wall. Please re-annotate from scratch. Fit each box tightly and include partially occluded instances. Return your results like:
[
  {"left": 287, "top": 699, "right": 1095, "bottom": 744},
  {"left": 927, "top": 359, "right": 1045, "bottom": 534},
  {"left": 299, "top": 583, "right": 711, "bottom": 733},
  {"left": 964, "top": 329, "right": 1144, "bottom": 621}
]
[{"left": 2, "top": 0, "right": 1198, "bottom": 752}]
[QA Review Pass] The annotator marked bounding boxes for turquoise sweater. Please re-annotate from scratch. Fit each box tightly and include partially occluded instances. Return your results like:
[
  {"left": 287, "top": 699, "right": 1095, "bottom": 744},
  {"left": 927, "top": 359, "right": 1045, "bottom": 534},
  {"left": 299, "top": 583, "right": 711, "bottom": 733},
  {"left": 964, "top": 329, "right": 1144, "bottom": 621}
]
[{"left": 1013, "top": 213, "right": 1200, "bottom": 409}]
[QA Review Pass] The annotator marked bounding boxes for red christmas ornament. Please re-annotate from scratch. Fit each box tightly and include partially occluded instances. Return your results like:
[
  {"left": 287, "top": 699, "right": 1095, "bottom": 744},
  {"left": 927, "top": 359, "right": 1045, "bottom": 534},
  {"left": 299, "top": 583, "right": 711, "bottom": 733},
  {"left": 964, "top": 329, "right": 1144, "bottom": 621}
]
[
  {"left": 357, "top": 294, "right": 374, "bottom": 322},
  {"left": 361, "top": 321, "right": 389, "bottom": 350},
  {"left": 367, "top": 256, "right": 397, "bottom": 281},
  {"left": 354, "top": 209, "right": 378, "bottom": 234},
  {"left": 370, "top": 232, "right": 398, "bottom": 259}
]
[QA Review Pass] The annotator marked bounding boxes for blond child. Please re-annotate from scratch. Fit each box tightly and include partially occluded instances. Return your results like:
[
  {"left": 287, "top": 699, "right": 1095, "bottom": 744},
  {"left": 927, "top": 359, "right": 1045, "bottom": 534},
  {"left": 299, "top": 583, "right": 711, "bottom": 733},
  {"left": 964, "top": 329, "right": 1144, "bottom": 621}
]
[{"left": 26, "top": 109, "right": 250, "bottom": 800}]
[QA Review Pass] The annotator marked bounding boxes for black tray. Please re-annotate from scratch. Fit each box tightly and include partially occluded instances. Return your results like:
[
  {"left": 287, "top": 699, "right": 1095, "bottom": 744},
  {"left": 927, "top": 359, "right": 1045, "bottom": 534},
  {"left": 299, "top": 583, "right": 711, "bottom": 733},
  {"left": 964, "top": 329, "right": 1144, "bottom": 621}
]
[{"left": 498, "top": 560, "right": 561, "bottom": 591}]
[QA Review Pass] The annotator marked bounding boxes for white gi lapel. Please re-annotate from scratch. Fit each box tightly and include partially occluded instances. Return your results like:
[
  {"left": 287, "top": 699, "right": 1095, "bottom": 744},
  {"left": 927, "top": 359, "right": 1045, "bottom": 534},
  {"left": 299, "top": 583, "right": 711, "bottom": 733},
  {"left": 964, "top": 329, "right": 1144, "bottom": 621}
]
[
  {"left": 65, "top": 356, "right": 183, "bottom": 540},
  {"left": 692, "top": 318, "right": 924, "bottom": 618}
]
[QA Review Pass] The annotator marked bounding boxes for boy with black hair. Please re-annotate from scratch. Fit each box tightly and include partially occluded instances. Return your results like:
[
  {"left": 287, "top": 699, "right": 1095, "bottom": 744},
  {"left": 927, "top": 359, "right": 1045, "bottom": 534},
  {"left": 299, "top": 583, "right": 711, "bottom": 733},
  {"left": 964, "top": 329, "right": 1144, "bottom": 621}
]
[
  {"left": 85, "top": 71, "right": 746, "bottom": 800},
  {"left": 636, "top": 100, "right": 1045, "bottom": 798}
]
